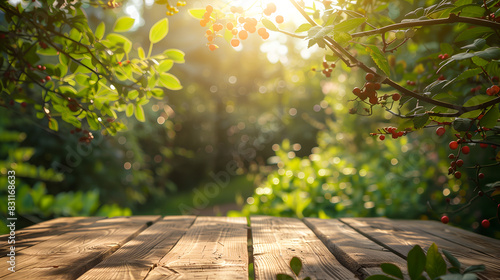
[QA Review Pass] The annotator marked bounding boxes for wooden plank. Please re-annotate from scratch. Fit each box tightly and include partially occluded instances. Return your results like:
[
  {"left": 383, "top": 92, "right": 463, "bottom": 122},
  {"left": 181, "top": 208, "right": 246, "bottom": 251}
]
[
  {"left": 0, "top": 217, "right": 101, "bottom": 255},
  {"left": 251, "top": 216, "right": 357, "bottom": 280},
  {"left": 145, "top": 216, "right": 248, "bottom": 280},
  {"left": 341, "top": 217, "right": 500, "bottom": 280},
  {"left": 304, "top": 218, "right": 408, "bottom": 278},
  {"left": 77, "top": 216, "right": 196, "bottom": 280},
  {"left": 0, "top": 216, "right": 160, "bottom": 280},
  {"left": 402, "top": 219, "right": 500, "bottom": 259}
]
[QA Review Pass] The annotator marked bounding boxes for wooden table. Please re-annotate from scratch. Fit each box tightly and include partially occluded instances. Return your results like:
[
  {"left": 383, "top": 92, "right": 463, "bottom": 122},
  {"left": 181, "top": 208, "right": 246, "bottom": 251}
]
[{"left": 1, "top": 216, "right": 499, "bottom": 279}]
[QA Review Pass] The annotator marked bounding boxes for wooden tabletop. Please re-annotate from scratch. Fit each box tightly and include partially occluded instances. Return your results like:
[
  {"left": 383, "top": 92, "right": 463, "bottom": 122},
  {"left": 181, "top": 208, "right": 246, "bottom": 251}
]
[{"left": 1, "top": 216, "right": 499, "bottom": 280}]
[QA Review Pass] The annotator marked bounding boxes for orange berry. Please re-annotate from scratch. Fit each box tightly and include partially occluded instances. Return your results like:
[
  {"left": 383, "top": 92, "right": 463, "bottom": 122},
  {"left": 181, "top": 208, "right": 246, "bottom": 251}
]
[
  {"left": 239, "top": 30, "right": 248, "bottom": 40},
  {"left": 207, "top": 35, "right": 214, "bottom": 42},
  {"left": 206, "top": 5, "right": 213, "bottom": 13},
  {"left": 213, "top": 23, "right": 223, "bottom": 31},
  {"left": 267, "top": 3, "right": 276, "bottom": 13},
  {"left": 208, "top": 44, "right": 217, "bottom": 51},
  {"left": 206, "top": 30, "right": 213, "bottom": 35},
  {"left": 275, "top": 15, "right": 284, "bottom": 24},
  {"left": 261, "top": 32, "right": 269, "bottom": 40},
  {"left": 231, "top": 29, "right": 238, "bottom": 35},
  {"left": 258, "top": 27, "right": 267, "bottom": 36},
  {"left": 200, "top": 19, "right": 208, "bottom": 27},
  {"left": 238, "top": 17, "right": 245, "bottom": 24},
  {"left": 244, "top": 23, "right": 256, "bottom": 33},
  {"left": 226, "top": 22, "right": 234, "bottom": 30},
  {"left": 231, "top": 38, "right": 240, "bottom": 47}
]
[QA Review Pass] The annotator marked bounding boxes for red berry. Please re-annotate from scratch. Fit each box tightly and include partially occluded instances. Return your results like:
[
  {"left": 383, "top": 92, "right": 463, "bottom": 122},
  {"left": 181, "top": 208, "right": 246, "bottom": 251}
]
[
  {"left": 37, "top": 65, "right": 42, "bottom": 70},
  {"left": 365, "top": 73, "right": 375, "bottom": 81},
  {"left": 436, "top": 127, "right": 446, "bottom": 136},
  {"left": 379, "top": 135, "right": 385, "bottom": 141},
  {"left": 478, "top": 173, "right": 485, "bottom": 179},
  {"left": 441, "top": 216, "right": 449, "bottom": 224},
  {"left": 449, "top": 141, "right": 459, "bottom": 150},
  {"left": 353, "top": 87, "right": 362, "bottom": 95},
  {"left": 448, "top": 154, "right": 455, "bottom": 159},
  {"left": 45, "top": 75, "right": 51, "bottom": 81},
  {"left": 445, "top": 198, "right": 451, "bottom": 203},
  {"left": 461, "top": 146, "right": 470, "bottom": 154},
  {"left": 481, "top": 219, "right": 490, "bottom": 229},
  {"left": 480, "top": 143, "right": 488, "bottom": 148},
  {"left": 454, "top": 171, "right": 462, "bottom": 179},
  {"left": 21, "top": 102, "right": 27, "bottom": 108},
  {"left": 365, "top": 82, "right": 375, "bottom": 91},
  {"left": 478, "top": 191, "right": 484, "bottom": 197},
  {"left": 456, "top": 159, "right": 464, "bottom": 167},
  {"left": 392, "top": 93, "right": 401, "bottom": 101}
]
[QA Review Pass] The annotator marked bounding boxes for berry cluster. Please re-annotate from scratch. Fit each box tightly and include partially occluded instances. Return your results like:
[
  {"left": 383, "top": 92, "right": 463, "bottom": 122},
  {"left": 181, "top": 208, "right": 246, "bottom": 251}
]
[
  {"left": 406, "top": 80, "right": 416, "bottom": 86},
  {"left": 165, "top": 1, "right": 186, "bottom": 16},
  {"left": 67, "top": 97, "right": 80, "bottom": 112},
  {"left": 351, "top": 73, "right": 384, "bottom": 105},
  {"left": 70, "top": 128, "right": 94, "bottom": 144},
  {"left": 320, "top": 61, "right": 335, "bottom": 77},
  {"left": 441, "top": 215, "right": 491, "bottom": 229},
  {"left": 486, "top": 85, "right": 500, "bottom": 96},
  {"left": 437, "top": 53, "right": 449, "bottom": 60},
  {"left": 371, "top": 126, "right": 407, "bottom": 141}
]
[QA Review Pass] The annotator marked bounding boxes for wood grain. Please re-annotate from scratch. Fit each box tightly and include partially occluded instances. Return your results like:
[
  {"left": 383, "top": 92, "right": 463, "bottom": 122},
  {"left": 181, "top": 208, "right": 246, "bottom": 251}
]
[
  {"left": 145, "top": 216, "right": 249, "bottom": 280},
  {"left": 341, "top": 217, "right": 500, "bottom": 280},
  {"left": 304, "top": 217, "right": 408, "bottom": 278},
  {"left": 77, "top": 216, "right": 195, "bottom": 280},
  {"left": 0, "top": 216, "right": 160, "bottom": 280},
  {"left": 251, "top": 216, "right": 357, "bottom": 280},
  {"left": 0, "top": 217, "right": 101, "bottom": 255}
]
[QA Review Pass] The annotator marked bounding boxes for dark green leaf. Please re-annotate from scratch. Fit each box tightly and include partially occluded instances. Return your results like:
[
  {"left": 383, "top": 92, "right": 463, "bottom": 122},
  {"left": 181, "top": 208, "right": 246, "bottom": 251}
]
[
  {"left": 442, "top": 250, "right": 461, "bottom": 270},
  {"left": 381, "top": 263, "right": 404, "bottom": 279},
  {"left": 461, "top": 39, "right": 486, "bottom": 51},
  {"left": 290, "top": 257, "right": 302, "bottom": 277},
  {"left": 452, "top": 118, "right": 476, "bottom": 131},
  {"left": 413, "top": 114, "right": 430, "bottom": 129},
  {"left": 463, "top": 265, "right": 486, "bottom": 274},
  {"left": 407, "top": 245, "right": 426, "bottom": 280},
  {"left": 114, "top": 17, "right": 135, "bottom": 32},
  {"left": 366, "top": 46, "right": 390, "bottom": 76},
  {"left": 150, "top": 18, "right": 169, "bottom": 44},
  {"left": 455, "top": 27, "right": 493, "bottom": 42},
  {"left": 426, "top": 243, "right": 447, "bottom": 279},
  {"left": 443, "top": 68, "right": 482, "bottom": 88},
  {"left": 276, "top": 274, "right": 295, "bottom": 280},
  {"left": 262, "top": 18, "right": 278, "bottom": 31},
  {"left": 480, "top": 106, "right": 499, "bottom": 128}
]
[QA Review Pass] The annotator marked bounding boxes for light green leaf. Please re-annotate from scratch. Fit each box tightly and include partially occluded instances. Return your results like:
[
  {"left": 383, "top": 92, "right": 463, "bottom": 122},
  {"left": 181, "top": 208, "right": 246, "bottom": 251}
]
[
  {"left": 95, "top": 22, "right": 105, "bottom": 40},
  {"left": 164, "top": 49, "right": 185, "bottom": 63},
  {"left": 114, "top": 17, "right": 135, "bottom": 32},
  {"left": 160, "top": 73, "right": 182, "bottom": 90},
  {"left": 366, "top": 46, "right": 390, "bottom": 76},
  {"left": 86, "top": 113, "right": 100, "bottom": 130},
  {"left": 106, "top": 33, "right": 132, "bottom": 54},
  {"left": 480, "top": 106, "right": 500, "bottom": 128},
  {"left": 262, "top": 18, "right": 278, "bottom": 31},
  {"left": 126, "top": 103, "right": 134, "bottom": 117},
  {"left": 158, "top": 59, "right": 174, "bottom": 72},
  {"left": 48, "top": 118, "right": 59, "bottom": 131},
  {"left": 334, "top": 17, "right": 366, "bottom": 33},
  {"left": 472, "top": 56, "right": 488, "bottom": 67},
  {"left": 138, "top": 47, "right": 145, "bottom": 60},
  {"left": 295, "top": 23, "right": 312, "bottom": 33},
  {"left": 188, "top": 9, "right": 206, "bottom": 19},
  {"left": 150, "top": 18, "right": 169, "bottom": 44},
  {"left": 426, "top": 243, "right": 447, "bottom": 279},
  {"left": 135, "top": 104, "right": 145, "bottom": 122}
]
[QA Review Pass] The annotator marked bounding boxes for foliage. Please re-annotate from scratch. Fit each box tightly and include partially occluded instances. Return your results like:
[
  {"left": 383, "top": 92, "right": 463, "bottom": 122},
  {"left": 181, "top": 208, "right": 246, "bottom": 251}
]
[
  {"left": 276, "top": 256, "right": 311, "bottom": 280},
  {"left": 366, "top": 243, "right": 485, "bottom": 280},
  {"left": 0, "top": 0, "right": 183, "bottom": 139}
]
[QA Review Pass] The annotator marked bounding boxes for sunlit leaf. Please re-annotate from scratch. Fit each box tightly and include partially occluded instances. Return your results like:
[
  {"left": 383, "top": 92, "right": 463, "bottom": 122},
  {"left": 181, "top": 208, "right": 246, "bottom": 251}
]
[
  {"left": 188, "top": 9, "right": 206, "bottom": 19},
  {"left": 366, "top": 46, "right": 390, "bottom": 76},
  {"left": 95, "top": 22, "right": 105, "bottom": 40},
  {"left": 126, "top": 103, "right": 134, "bottom": 117},
  {"left": 114, "top": 17, "right": 135, "bottom": 32},
  {"left": 150, "top": 18, "right": 169, "bottom": 44},
  {"left": 164, "top": 49, "right": 185, "bottom": 63},
  {"left": 160, "top": 73, "right": 182, "bottom": 90},
  {"left": 334, "top": 17, "right": 366, "bottom": 33},
  {"left": 426, "top": 243, "right": 447, "bottom": 279},
  {"left": 295, "top": 23, "right": 312, "bottom": 33},
  {"left": 262, "top": 18, "right": 278, "bottom": 31},
  {"left": 135, "top": 104, "right": 145, "bottom": 122}
]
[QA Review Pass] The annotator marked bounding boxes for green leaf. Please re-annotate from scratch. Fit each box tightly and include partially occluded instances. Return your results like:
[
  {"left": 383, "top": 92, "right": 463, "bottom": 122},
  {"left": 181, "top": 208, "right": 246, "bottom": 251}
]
[
  {"left": 426, "top": 243, "right": 447, "bottom": 279},
  {"left": 365, "top": 275, "right": 398, "bottom": 280},
  {"left": 455, "top": 27, "right": 493, "bottom": 42},
  {"left": 407, "top": 245, "right": 426, "bottom": 280},
  {"left": 463, "top": 265, "right": 485, "bottom": 274},
  {"left": 262, "top": 18, "right": 278, "bottom": 31},
  {"left": 290, "top": 257, "right": 302, "bottom": 277},
  {"left": 188, "top": 9, "right": 206, "bottom": 19},
  {"left": 126, "top": 103, "right": 134, "bottom": 117},
  {"left": 461, "top": 38, "right": 486, "bottom": 51},
  {"left": 48, "top": 118, "right": 59, "bottom": 131},
  {"left": 471, "top": 56, "right": 488, "bottom": 67},
  {"left": 138, "top": 47, "right": 145, "bottom": 60},
  {"left": 150, "top": 18, "right": 169, "bottom": 44},
  {"left": 413, "top": 114, "right": 430, "bottom": 129},
  {"left": 86, "top": 113, "right": 100, "bottom": 130},
  {"left": 95, "top": 22, "right": 105, "bottom": 40},
  {"left": 381, "top": 263, "right": 404, "bottom": 279},
  {"left": 114, "top": 17, "right": 135, "bottom": 32},
  {"left": 160, "top": 73, "right": 182, "bottom": 90},
  {"left": 480, "top": 106, "right": 500, "bottom": 128},
  {"left": 443, "top": 68, "right": 482, "bottom": 88},
  {"left": 135, "top": 104, "right": 145, "bottom": 122},
  {"left": 164, "top": 49, "right": 185, "bottom": 63},
  {"left": 366, "top": 46, "right": 390, "bottom": 76},
  {"left": 452, "top": 118, "right": 476, "bottom": 131},
  {"left": 442, "top": 250, "right": 461, "bottom": 270},
  {"left": 295, "top": 23, "right": 312, "bottom": 33},
  {"left": 276, "top": 274, "right": 294, "bottom": 280},
  {"left": 334, "top": 17, "right": 366, "bottom": 32},
  {"left": 106, "top": 33, "right": 132, "bottom": 54},
  {"left": 464, "top": 95, "right": 497, "bottom": 107},
  {"left": 158, "top": 59, "right": 174, "bottom": 72},
  {"left": 127, "top": 90, "right": 139, "bottom": 100}
]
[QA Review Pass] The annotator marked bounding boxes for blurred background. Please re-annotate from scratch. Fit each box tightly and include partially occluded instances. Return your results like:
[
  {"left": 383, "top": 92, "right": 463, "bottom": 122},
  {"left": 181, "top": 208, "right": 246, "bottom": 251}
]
[{"left": 1, "top": 0, "right": 499, "bottom": 238}]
